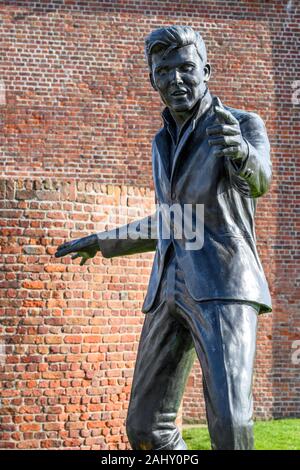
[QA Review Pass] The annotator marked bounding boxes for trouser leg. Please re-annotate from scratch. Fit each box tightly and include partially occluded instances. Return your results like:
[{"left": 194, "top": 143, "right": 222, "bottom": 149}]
[
  {"left": 126, "top": 301, "right": 196, "bottom": 450},
  {"left": 180, "top": 300, "right": 258, "bottom": 450}
]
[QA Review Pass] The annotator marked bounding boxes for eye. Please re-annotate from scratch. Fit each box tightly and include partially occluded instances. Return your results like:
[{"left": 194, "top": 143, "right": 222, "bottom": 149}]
[
  {"left": 157, "top": 68, "right": 167, "bottom": 76},
  {"left": 181, "top": 64, "right": 194, "bottom": 73}
]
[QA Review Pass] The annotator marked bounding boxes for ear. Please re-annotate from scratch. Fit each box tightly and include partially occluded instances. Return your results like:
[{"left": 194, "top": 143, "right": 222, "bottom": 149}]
[
  {"left": 149, "top": 72, "right": 158, "bottom": 91},
  {"left": 203, "top": 63, "right": 211, "bottom": 83}
]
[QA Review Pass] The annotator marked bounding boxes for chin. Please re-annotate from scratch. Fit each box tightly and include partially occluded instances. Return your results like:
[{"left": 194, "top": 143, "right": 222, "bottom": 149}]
[{"left": 171, "top": 101, "right": 192, "bottom": 112}]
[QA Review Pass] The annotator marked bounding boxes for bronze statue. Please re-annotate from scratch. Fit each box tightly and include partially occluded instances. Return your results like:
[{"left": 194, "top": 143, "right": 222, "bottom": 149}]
[{"left": 55, "top": 26, "right": 272, "bottom": 450}]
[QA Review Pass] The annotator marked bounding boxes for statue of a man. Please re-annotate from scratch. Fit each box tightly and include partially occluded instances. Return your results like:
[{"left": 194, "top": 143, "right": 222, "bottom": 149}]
[{"left": 55, "top": 25, "right": 272, "bottom": 450}]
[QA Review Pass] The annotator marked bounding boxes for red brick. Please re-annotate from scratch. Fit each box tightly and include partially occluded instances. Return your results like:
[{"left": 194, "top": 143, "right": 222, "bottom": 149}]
[
  {"left": 64, "top": 336, "right": 82, "bottom": 344},
  {"left": 22, "top": 280, "right": 44, "bottom": 290},
  {"left": 19, "top": 424, "right": 41, "bottom": 432}
]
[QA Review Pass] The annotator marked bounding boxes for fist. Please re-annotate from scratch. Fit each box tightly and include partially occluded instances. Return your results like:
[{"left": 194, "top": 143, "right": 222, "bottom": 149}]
[{"left": 206, "top": 97, "right": 248, "bottom": 162}]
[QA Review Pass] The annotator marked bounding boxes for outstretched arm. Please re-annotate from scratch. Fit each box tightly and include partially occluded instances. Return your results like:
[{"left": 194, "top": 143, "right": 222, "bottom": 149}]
[
  {"left": 97, "top": 212, "right": 157, "bottom": 258},
  {"left": 55, "top": 212, "right": 157, "bottom": 265}
]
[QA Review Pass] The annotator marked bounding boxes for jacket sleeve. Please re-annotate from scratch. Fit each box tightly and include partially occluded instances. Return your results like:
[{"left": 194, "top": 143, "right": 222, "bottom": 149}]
[
  {"left": 96, "top": 212, "right": 157, "bottom": 258},
  {"left": 225, "top": 112, "right": 272, "bottom": 198}
]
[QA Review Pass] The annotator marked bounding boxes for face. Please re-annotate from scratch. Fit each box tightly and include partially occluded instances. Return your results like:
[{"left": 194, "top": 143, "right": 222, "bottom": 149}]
[{"left": 150, "top": 44, "right": 210, "bottom": 117}]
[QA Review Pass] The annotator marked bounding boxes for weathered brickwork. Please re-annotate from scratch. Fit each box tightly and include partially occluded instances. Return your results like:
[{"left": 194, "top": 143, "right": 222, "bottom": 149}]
[{"left": 0, "top": 179, "right": 155, "bottom": 449}]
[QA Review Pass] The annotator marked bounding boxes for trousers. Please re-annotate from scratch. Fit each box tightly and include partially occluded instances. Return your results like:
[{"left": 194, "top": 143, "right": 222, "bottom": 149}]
[{"left": 126, "top": 247, "right": 259, "bottom": 450}]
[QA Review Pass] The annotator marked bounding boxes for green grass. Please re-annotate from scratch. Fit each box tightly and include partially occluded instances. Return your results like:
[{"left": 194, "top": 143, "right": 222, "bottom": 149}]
[{"left": 182, "top": 419, "right": 300, "bottom": 450}]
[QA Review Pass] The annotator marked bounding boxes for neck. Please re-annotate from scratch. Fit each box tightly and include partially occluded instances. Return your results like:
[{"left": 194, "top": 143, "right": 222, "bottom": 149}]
[{"left": 169, "top": 108, "right": 190, "bottom": 132}]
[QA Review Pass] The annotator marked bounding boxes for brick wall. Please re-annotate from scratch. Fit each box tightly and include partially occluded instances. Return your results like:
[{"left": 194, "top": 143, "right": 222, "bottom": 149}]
[
  {"left": 0, "top": 178, "right": 156, "bottom": 449},
  {"left": 0, "top": 0, "right": 299, "bottom": 449}
]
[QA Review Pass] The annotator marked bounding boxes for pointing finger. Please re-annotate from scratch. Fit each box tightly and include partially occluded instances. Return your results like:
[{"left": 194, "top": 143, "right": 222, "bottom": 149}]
[
  {"left": 55, "top": 248, "right": 70, "bottom": 258},
  {"left": 214, "top": 96, "right": 238, "bottom": 125},
  {"left": 215, "top": 106, "right": 239, "bottom": 125},
  {"left": 214, "top": 96, "right": 223, "bottom": 108},
  {"left": 55, "top": 242, "right": 75, "bottom": 257}
]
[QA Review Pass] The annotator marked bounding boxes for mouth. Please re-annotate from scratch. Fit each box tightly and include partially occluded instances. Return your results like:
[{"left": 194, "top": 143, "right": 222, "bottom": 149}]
[{"left": 171, "top": 89, "right": 188, "bottom": 97}]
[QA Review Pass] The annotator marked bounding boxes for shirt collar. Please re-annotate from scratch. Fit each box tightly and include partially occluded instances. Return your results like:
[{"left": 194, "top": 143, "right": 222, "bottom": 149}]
[{"left": 161, "top": 88, "right": 213, "bottom": 135}]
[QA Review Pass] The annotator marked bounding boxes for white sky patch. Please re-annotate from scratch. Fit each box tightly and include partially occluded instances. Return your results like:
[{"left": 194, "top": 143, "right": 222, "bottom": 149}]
[
  {"left": 0, "top": 79, "right": 6, "bottom": 105},
  {"left": 0, "top": 340, "right": 6, "bottom": 364}
]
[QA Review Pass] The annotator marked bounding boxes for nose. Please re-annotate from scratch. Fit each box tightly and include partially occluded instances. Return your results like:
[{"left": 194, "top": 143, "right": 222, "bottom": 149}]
[{"left": 170, "top": 69, "right": 183, "bottom": 85}]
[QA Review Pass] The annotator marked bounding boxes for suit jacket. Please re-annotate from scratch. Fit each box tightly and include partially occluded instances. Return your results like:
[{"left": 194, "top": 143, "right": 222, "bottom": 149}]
[{"left": 97, "top": 90, "right": 272, "bottom": 314}]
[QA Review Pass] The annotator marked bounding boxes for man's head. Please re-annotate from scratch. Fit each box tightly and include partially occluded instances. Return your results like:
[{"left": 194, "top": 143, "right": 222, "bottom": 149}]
[{"left": 145, "top": 26, "right": 211, "bottom": 116}]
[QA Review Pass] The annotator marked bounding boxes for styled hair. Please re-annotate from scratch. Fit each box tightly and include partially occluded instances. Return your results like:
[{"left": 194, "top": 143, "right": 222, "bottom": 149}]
[{"left": 145, "top": 25, "right": 207, "bottom": 70}]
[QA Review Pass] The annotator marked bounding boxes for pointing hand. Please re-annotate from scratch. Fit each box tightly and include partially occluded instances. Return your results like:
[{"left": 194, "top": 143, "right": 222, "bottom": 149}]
[{"left": 206, "top": 97, "right": 248, "bottom": 162}]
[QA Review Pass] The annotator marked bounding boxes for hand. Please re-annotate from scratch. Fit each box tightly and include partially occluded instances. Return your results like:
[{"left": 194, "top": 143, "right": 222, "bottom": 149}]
[
  {"left": 55, "top": 234, "right": 99, "bottom": 266},
  {"left": 206, "top": 97, "right": 248, "bottom": 162}
]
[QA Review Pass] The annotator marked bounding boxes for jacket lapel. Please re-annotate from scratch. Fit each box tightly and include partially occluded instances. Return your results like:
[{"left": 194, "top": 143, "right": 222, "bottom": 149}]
[
  {"left": 154, "top": 128, "right": 172, "bottom": 189},
  {"left": 170, "top": 120, "right": 194, "bottom": 184}
]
